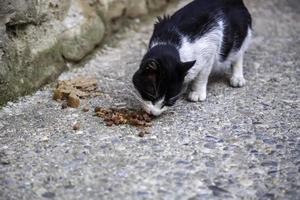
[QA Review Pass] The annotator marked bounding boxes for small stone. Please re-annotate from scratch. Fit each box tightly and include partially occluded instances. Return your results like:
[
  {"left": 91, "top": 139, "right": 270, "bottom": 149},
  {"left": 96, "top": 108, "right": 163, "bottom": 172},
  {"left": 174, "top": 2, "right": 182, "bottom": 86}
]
[
  {"left": 42, "top": 192, "right": 55, "bottom": 198},
  {"left": 252, "top": 121, "right": 263, "bottom": 125},
  {"left": 263, "top": 193, "right": 275, "bottom": 200},
  {"left": 61, "top": 102, "right": 68, "bottom": 109},
  {"left": 261, "top": 161, "right": 278, "bottom": 167},
  {"left": 208, "top": 185, "right": 229, "bottom": 196},
  {"left": 73, "top": 123, "right": 80, "bottom": 130},
  {"left": 41, "top": 136, "right": 49, "bottom": 142},
  {"left": 64, "top": 183, "right": 75, "bottom": 189},
  {"left": 138, "top": 132, "right": 145, "bottom": 137},
  {"left": 106, "top": 121, "right": 114, "bottom": 127},
  {"left": 144, "top": 131, "right": 151, "bottom": 135},
  {"left": 268, "top": 77, "right": 279, "bottom": 82},
  {"left": 82, "top": 106, "right": 89, "bottom": 112},
  {"left": 0, "top": 158, "right": 10, "bottom": 165}
]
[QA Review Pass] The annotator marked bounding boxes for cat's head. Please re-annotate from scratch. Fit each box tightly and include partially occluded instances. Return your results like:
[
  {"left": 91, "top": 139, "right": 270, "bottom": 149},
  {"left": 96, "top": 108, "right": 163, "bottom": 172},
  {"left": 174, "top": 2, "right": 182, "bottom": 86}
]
[{"left": 132, "top": 45, "right": 195, "bottom": 116}]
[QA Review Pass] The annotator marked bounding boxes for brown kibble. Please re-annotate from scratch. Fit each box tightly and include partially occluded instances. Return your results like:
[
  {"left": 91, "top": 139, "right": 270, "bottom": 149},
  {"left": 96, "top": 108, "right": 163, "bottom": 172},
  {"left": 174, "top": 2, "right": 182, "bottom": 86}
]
[
  {"left": 53, "top": 89, "right": 63, "bottom": 100},
  {"left": 130, "top": 118, "right": 144, "bottom": 126},
  {"left": 137, "top": 115, "right": 144, "bottom": 121},
  {"left": 143, "top": 114, "right": 151, "bottom": 122},
  {"left": 95, "top": 107, "right": 102, "bottom": 112},
  {"left": 82, "top": 106, "right": 89, "bottom": 112},
  {"left": 131, "top": 113, "right": 139, "bottom": 119},
  {"left": 95, "top": 107, "right": 153, "bottom": 128},
  {"left": 106, "top": 121, "right": 114, "bottom": 127},
  {"left": 73, "top": 123, "right": 80, "bottom": 130},
  {"left": 67, "top": 93, "right": 80, "bottom": 108}
]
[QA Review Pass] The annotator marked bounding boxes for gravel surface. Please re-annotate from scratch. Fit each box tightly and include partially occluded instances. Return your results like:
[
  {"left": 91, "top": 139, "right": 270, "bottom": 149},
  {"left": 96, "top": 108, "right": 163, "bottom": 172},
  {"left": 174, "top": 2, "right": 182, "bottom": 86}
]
[{"left": 0, "top": 0, "right": 299, "bottom": 199}]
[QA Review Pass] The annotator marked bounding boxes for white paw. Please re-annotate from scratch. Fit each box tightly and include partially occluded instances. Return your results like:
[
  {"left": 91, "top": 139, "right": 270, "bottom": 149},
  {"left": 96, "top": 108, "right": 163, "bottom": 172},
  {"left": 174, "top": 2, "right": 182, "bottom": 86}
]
[
  {"left": 188, "top": 91, "right": 207, "bottom": 102},
  {"left": 230, "top": 76, "right": 246, "bottom": 88}
]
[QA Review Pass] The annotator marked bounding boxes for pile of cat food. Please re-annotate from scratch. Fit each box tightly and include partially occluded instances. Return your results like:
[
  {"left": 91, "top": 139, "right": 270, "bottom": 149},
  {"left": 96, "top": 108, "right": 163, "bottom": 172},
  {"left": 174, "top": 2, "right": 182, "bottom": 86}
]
[
  {"left": 52, "top": 77, "right": 153, "bottom": 135},
  {"left": 53, "top": 77, "right": 99, "bottom": 108},
  {"left": 94, "top": 107, "right": 152, "bottom": 127}
]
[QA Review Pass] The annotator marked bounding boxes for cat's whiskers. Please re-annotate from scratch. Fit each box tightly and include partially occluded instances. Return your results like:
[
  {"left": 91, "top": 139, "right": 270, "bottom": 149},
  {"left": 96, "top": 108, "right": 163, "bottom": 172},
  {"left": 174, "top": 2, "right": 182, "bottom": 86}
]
[
  {"left": 126, "top": 85, "right": 186, "bottom": 115},
  {"left": 152, "top": 82, "right": 159, "bottom": 98},
  {"left": 132, "top": 92, "right": 144, "bottom": 104},
  {"left": 125, "top": 85, "right": 144, "bottom": 104}
]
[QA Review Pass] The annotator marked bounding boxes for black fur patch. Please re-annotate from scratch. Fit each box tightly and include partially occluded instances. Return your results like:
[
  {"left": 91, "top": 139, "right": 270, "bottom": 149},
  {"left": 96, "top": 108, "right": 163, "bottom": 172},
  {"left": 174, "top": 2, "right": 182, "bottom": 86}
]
[
  {"left": 221, "top": 1, "right": 252, "bottom": 60},
  {"left": 133, "top": 45, "right": 194, "bottom": 105},
  {"left": 150, "top": 15, "right": 182, "bottom": 47},
  {"left": 150, "top": 0, "right": 252, "bottom": 59}
]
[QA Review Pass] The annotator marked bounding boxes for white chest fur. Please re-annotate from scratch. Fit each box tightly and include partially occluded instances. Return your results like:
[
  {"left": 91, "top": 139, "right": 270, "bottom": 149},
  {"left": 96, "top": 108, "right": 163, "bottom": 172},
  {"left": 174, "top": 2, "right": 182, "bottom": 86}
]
[{"left": 179, "top": 22, "right": 224, "bottom": 83}]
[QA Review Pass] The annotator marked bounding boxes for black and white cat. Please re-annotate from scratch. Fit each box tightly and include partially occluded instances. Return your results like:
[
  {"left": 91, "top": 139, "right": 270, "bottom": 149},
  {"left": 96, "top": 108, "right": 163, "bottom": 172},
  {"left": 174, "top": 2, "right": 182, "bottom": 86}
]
[{"left": 133, "top": 0, "right": 252, "bottom": 116}]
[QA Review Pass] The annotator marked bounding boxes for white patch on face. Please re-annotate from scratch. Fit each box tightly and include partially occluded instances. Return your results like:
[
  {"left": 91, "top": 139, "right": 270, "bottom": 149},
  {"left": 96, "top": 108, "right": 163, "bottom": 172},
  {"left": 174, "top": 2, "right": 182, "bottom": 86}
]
[{"left": 141, "top": 98, "right": 167, "bottom": 116}]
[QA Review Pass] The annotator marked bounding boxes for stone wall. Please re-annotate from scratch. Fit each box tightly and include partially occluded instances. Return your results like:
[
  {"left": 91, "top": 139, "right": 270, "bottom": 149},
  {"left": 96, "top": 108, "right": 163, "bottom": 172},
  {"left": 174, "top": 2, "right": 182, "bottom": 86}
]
[{"left": 0, "top": 0, "right": 177, "bottom": 106}]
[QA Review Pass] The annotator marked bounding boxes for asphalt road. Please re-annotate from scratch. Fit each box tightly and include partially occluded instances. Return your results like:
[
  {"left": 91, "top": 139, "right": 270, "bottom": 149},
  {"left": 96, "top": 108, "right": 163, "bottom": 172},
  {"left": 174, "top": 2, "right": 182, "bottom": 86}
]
[{"left": 0, "top": 0, "right": 299, "bottom": 199}]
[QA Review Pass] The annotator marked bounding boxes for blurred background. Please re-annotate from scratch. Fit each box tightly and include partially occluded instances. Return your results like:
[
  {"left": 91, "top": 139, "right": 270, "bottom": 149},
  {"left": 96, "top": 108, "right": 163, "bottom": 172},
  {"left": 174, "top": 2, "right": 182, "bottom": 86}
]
[{"left": 0, "top": 0, "right": 177, "bottom": 106}]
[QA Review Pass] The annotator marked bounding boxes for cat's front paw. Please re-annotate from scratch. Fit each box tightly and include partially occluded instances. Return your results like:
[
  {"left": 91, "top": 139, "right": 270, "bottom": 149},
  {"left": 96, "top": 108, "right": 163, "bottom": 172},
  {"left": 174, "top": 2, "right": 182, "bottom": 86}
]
[
  {"left": 188, "top": 91, "right": 206, "bottom": 102},
  {"left": 230, "top": 76, "right": 246, "bottom": 88}
]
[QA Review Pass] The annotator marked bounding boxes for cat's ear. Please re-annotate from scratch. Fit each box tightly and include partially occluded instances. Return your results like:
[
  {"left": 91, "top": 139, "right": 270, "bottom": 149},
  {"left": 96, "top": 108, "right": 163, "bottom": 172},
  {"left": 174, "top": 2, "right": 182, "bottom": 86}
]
[
  {"left": 142, "top": 59, "right": 159, "bottom": 71},
  {"left": 141, "top": 59, "right": 160, "bottom": 82},
  {"left": 180, "top": 60, "right": 196, "bottom": 74}
]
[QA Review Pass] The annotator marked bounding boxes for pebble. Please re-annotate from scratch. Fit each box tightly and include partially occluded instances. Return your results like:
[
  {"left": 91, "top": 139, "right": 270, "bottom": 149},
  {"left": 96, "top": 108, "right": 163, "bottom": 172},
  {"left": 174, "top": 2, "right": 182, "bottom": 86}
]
[
  {"left": 261, "top": 161, "right": 278, "bottom": 167},
  {"left": 42, "top": 192, "right": 56, "bottom": 198},
  {"left": 41, "top": 136, "right": 49, "bottom": 142},
  {"left": 82, "top": 106, "right": 89, "bottom": 112},
  {"left": 73, "top": 123, "right": 80, "bottom": 130},
  {"left": 138, "top": 132, "right": 145, "bottom": 137},
  {"left": 0, "top": 158, "right": 10, "bottom": 165},
  {"left": 208, "top": 185, "right": 229, "bottom": 196},
  {"left": 61, "top": 102, "right": 68, "bottom": 109}
]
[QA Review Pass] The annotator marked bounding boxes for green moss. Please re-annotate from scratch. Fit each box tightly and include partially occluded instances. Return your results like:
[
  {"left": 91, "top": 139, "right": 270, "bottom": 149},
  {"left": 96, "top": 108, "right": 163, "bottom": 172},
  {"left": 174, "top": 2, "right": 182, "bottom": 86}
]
[{"left": 0, "top": 41, "right": 65, "bottom": 106}]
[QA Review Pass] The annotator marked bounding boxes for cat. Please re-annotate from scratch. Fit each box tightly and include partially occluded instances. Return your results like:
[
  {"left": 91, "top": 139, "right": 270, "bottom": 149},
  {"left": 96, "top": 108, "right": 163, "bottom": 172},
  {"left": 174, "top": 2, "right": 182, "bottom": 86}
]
[{"left": 132, "top": 0, "right": 252, "bottom": 116}]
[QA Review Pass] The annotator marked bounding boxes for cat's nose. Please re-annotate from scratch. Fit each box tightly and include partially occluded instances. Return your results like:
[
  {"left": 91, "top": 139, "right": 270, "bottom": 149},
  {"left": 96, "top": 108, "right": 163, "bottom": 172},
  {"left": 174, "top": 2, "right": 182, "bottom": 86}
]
[
  {"left": 148, "top": 109, "right": 157, "bottom": 116},
  {"left": 149, "top": 108, "right": 166, "bottom": 116},
  {"left": 164, "top": 100, "right": 176, "bottom": 107}
]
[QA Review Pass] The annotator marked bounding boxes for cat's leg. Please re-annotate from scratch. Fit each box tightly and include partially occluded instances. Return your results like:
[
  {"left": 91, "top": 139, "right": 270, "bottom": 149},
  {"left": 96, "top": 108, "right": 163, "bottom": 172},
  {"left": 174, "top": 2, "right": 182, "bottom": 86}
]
[
  {"left": 188, "top": 62, "right": 214, "bottom": 102},
  {"left": 230, "top": 53, "right": 246, "bottom": 87}
]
